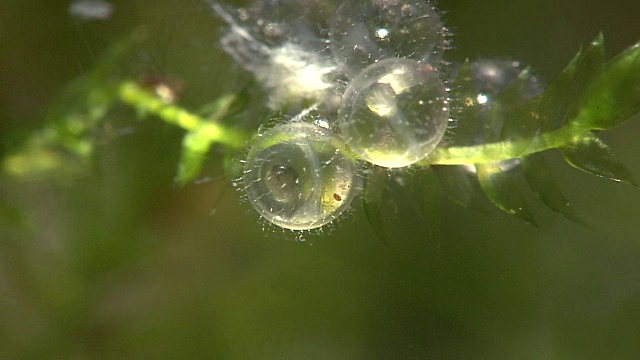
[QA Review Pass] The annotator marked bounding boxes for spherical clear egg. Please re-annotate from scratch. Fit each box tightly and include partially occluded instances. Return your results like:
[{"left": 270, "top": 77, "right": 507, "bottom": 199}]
[
  {"left": 464, "top": 59, "right": 544, "bottom": 144},
  {"left": 228, "top": 0, "right": 340, "bottom": 50},
  {"left": 212, "top": 0, "right": 342, "bottom": 110},
  {"left": 470, "top": 59, "right": 544, "bottom": 111},
  {"left": 452, "top": 59, "right": 544, "bottom": 174},
  {"left": 243, "top": 122, "right": 360, "bottom": 230},
  {"left": 338, "top": 58, "right": 449, "bottom": 168},
  {"left": 330, "top": 0, "right": 447, "bottom": 77}
]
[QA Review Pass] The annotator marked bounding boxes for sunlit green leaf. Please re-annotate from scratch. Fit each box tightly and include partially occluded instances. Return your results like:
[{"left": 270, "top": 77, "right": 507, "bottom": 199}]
[
  {"left": 2, "top": 141, "right": 78, "bottom": 178},
  {"left": 537, "top": 33, "right": 605, "bottom": 132},
  {"left": 362, "top": 165, "right": 388, "bottom": 242},
  {"left": 565, "top": 33, "right": 606, "bottom": 118},
  {"left": 494, "top": 34, "right": 605, "bottom": 153},
  {"left": 448, "top": 60, "right": 483, "bottom": 147},
  {"left": 576, "top": 40, "right": 640, "bottom": 130},
  {"left": 522, "top": 153, "right": 589, "bottom": 227},
  {"left": 402, "top": 165, "right": 441, "bottom": 238},
  {"left": 477, "top": 162, "right": 538, "bottom": 227},
  {"left": 175, "top": 126, "right": 214, "bottom": 185},
  {"left": 3, "top": 30, "right": 149, "bottom": 180},
  {"left": 561, "top": 132, "right": 638, "bottom": 186}
]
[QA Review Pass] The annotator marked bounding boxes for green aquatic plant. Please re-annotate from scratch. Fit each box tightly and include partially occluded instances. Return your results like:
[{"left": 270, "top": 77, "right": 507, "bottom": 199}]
[{"left": 3, "top": 0, "right": 639, "bottom": 236}]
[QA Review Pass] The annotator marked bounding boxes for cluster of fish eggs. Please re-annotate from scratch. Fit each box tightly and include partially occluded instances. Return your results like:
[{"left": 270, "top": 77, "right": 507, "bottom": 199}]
[{"left": 214, "top": 0, "right": 451, "bottom": 230}]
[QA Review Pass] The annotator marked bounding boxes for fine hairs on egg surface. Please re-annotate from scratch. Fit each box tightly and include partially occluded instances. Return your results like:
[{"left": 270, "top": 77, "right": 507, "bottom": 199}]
[
  {"left": 212, "top": 0, "right": 453, "bottom": 229},
  {"left": 330, "top": 0, "right": 450, "bottom": 78},
  {"left": 330, "top": 0, "right": 451, "bottom": 168},
  {"left": 338, "top": 58, "right": 449, "bottom": 168},
  {"left": 448, "top": 59, "right": 544, "bottom": 173},
  {"left": 242, "top": 122, "right": 361, "bottom": 230},
  {"left": 210, "top": 0, "right": 342, "bottom": 110}
]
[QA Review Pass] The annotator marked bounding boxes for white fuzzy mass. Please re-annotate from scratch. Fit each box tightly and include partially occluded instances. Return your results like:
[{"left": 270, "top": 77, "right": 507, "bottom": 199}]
[{"left": 258, "top": 44, "right": 335, "bottom": 108}]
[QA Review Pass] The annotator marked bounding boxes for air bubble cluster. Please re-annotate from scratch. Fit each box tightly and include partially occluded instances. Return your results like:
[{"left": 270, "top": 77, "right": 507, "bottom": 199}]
[{"left": 213, "top": 0, "right": 452, "bottom": 230}]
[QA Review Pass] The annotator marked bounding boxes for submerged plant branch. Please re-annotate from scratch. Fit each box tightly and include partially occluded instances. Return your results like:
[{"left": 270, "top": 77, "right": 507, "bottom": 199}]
[
  {"left": 117, "top": 80, "right": 604, "bottom": 167},
  {"left": 2, "top": 16, "right": 637, "bottom": 232},
  {"left": 118, "top": 81, "right": 247, "bottom": 150},
  {"left": 426, "top": 122, "right": 585, "bottom": 165}
]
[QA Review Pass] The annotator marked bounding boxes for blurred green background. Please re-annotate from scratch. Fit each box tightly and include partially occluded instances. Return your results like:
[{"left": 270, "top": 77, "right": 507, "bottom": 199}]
[{"left": 1, "top": 0, "right": 640, "bottom": 358}]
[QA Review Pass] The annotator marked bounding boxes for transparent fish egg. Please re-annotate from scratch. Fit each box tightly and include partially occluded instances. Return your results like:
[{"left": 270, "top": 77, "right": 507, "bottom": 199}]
[
  {"left": 243, "top": 122, "right": 360, "bottom": 230},
  {"left": 330, "top": 0, "right": 447, "bottom": 78},
  {"left": 250, "top": 0, "right": 340, "bottom": 47},
  {"left": 471, "top": 59, "right": 544, "bottom": 111},
  {"left": 454, "top": 59, "right": 544, "bottom": 174},
  {"left": 215, "top": 0, "right": 339, "bottom": 51},
  {"left": 467, "top": 59, "right": 544, "bottom": 144},
  {"left": 338, "top": 58, "right": 449, "bottom": 168},
  {"left": 211, "top": 0, "right": 341, "bottom": 110}
]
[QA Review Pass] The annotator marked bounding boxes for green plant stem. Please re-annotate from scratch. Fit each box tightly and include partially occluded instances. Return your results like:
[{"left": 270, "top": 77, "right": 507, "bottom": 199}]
[
  {"left": 118, "top": 81, "right": 247, "bottom": 149},
  {"left": 118, "top": 81, "right": 591, "bottom": 166},
  {"left": 427, "top": 122, "right": 585, "bottom": 165}
]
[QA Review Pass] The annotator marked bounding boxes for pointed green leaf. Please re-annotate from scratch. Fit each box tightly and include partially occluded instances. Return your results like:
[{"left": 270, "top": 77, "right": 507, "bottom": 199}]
[
  {"left": 449, "top": 60, "right": 483, "bottom": 147},
  {"left": 539, "top": 33, "right": 606, "bottom": 131},
  {"left": 402, "top": 165, "right": 441, "bottom": 237},
  {"left": 434, "top": 165, "right": 474, "bottom": 208},
  {"left": 486, "top": 34, "right": 606, "bottom": 159},
  {"left": 522, "top": 153, "right": 589, "bottom": 227},
  {"left": 499, "top": 68, "right": 542, "bottom": 153},
  {"left": 476, "top": 162, "right": 538, "bottom": 227},
  {"left": 484, "top": 69, "right": 526, "bottom": 143},
  {"left": 362, "top": 165, "right": 389, "bottom": 241},
  {"left": 496, "top": 34, "right": 605, "bottom": 145},
  {"left": 563, "top": 33, "right": 606, "bottom": 122},
  {"left": 175, "top": 126, "right": 215, "bottom": 185},
  {"left": 561, "top": 132, "right": 638, "bottom": 186},
  {"left": 577, "top": 40, "right": 640, "bottom": 130}
]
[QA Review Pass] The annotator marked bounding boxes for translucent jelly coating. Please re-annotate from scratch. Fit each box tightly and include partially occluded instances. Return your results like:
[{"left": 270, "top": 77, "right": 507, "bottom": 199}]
[
  {"left": 243, "top": 122, "right": 360, "bottom": 230},
  {"left": 212, "top": 0, "right": 342, "bottom": 109},
  {"left": 338, "top": 58, "right": 449, "bottom": 168},
  {"left": 330, "top": 0, "right": 446, "bottom": 78},
  {"left": 467, "top": 59, "right": 545, "bottom": 145},
  {"left": 231, "top": 0, "right": 341, "bottom": 50},
  {"left": 471, "top": 59, "right": 544, "bottom": 112}
]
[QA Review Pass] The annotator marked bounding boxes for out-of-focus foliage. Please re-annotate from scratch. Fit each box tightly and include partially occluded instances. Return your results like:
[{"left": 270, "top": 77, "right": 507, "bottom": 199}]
[
  {"left": 1, "top": 1, "right": 640, "bottom": 359},
  {"left": 424, "top": 34, "right": 639, "bottom": 228}
]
